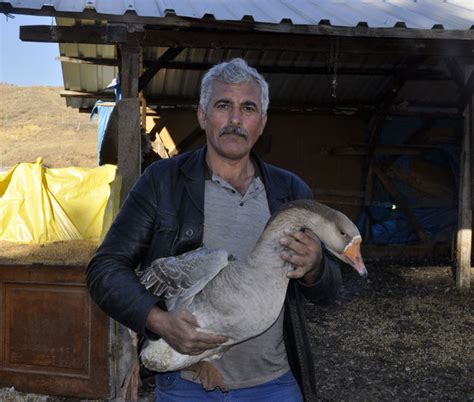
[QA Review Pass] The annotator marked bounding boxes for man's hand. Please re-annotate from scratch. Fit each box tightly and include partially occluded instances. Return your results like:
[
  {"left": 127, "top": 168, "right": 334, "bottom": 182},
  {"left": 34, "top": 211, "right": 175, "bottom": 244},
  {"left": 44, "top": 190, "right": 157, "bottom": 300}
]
[
  {"left": 145, "top": 307, "right": 228, "bottom": 355},
  {"left": 279, "top": 228, "right": 323, "bottom": 285}
]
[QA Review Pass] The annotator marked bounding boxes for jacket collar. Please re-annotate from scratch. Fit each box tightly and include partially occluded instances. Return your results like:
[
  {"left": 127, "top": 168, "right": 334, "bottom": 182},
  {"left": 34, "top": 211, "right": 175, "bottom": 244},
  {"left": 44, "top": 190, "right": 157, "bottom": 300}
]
[
  {"left": 181, "top": 146, "right": 208, "bottom": 181},
  {"left": 252, "top": 150, "right": 289, "bottom": 206},
  {"left": 180, "top": 145, "right": 289, "bottom": 214}
]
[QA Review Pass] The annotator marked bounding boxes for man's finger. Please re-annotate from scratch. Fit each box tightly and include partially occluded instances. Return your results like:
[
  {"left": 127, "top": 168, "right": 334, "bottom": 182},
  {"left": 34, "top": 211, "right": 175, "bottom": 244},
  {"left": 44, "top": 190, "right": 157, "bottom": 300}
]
[
  {"left": 195, "top": 331, "right": 228, "bottom": 345},
  {"left": 179, "top": 310, "right": 200, "bottom": 327},
  {"left": 284, "top": 228, "right": 316, "bottom": 244},
  {"left": 281, "top": 238, "right": 308, "bottom": 255},
  {"left": 301, "top": 228, "right": 320, "bottom": 242},
  {"left": 186, "top": 340, "right": 225, "bottom": 355},
  {"left": 280, "top": 251, "right": 305, "bottom": 266},
  {"left": 286, "top": 265, "right": 310, "bottom": 279}
]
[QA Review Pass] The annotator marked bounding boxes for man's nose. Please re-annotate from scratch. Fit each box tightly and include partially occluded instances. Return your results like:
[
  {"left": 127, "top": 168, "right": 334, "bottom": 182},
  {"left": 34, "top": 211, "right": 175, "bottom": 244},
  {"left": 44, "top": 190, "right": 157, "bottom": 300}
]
[{"left": 229, "top": 107, "right": 242, "bottom": 125}]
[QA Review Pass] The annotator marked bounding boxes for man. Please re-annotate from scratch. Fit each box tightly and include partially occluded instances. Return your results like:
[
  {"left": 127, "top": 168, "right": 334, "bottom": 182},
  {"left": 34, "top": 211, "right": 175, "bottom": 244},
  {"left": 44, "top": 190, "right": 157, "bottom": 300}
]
[{"left": 87, "top": 58, "right": 342, "bottom": 401}]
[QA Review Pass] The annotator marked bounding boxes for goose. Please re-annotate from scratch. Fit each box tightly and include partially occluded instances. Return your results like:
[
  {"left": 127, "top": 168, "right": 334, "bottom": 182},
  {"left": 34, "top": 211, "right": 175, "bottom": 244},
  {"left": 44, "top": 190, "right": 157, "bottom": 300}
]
[{"left": 138, "top": 199, "right": 367, "bottom": 389}]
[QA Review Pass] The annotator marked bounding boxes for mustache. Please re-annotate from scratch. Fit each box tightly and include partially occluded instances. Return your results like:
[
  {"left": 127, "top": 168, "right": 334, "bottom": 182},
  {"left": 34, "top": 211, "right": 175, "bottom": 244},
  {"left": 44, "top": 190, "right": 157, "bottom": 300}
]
[{"left": 219, "top": 125, "right": 248, "bottom": 138}]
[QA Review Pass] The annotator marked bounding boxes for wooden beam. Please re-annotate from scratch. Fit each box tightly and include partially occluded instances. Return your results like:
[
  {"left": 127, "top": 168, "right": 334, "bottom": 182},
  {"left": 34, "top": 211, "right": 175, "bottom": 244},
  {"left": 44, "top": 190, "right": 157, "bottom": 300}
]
[
  {"left": 139, "top": 46, "right": 146, "bottom": 131},
  {"left": 459, "top": 72, "right": 474, "bottom": 110},
  {"left": 138, "top": 47, "right": 184, "bottom": 91},
  {"left": 373, "top": 166, "right": 430, "bottom": 243},
  {"left": 57, "top": 56, "right": 452, "bottom": 80},
  {"left": 139, "top": 30, "right": 474, "bottom": 56},
  {"left": 18, "top": 25, "right": 473, "bottom": 57},
  {"left": 157, "top": 61, "right": 452, "bottom": 78},
  {"left": 455, "top": 104, "right": 472, "bottom": 289},
  {"left": 78, "top": 104, "right": 461, "bottom": 119},
  {"left": 435, "top": 59, "right": 473, "bottom": 112},
  {"left": 57, "top": 56, "right": 118, "bottom": 66},
  {"left": 20, "top": 24, "right": 127, "bottom": 44},
  {"left": 60, "top": 90, "right": 115, "bottom": 99},
  {"left": 471, "top": 90, "right": 474, "bottom": 214},
  {"left": 146, "top": 103, "right": 462, "bottom": 117},
  {"left": 119, "top": 42, "right": 141, "bottom": 98},
  {"left": 316, "top": 188, "right": 365, "bottom": 198},
  {"left": 116, "top": 99, "right": 141, "bottom": 204},
  {"left": 315, "top": 196, "right": 365, "bottom": 207},
  {"left": 455, "top": 65, "right": 473, "bottom": 290},
  {"left": 364, "top": 56, "right": 415, "bottom": 161},
  {"left": 315, "top": 189, "right": 365, "bottom": 207},
  {"left": 332, "top": 144, "right": 437, "bottom": 156},
  {"left": 63, "top": 91, "right": 462, "bottom": 117},
  {"left": 444, "top": 58, "right": 465, "bottom": 89},
  {"left": 378, "top": 119, "right": 435, "bottom": 171},
  {"left": 173, "top": 126, "right": 204, "bottom": 155}
]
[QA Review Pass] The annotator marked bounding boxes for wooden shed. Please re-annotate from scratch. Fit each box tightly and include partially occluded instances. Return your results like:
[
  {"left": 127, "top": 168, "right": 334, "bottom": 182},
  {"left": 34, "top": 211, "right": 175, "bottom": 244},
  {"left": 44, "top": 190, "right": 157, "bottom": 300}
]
[{"left": 0, "top": 0, "right": 473, "bottom": 399}]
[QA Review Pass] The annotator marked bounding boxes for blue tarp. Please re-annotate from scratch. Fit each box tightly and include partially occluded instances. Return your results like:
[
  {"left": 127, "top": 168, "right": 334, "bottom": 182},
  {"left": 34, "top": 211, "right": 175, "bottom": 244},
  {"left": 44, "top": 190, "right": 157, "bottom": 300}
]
[
  {"left": 357, "top": 206, "right": 457, "bottom": 244},
  {"left": 358, "top": 117, "right": 461, "bottom": 244},
  {"left": 90, "top": 101, "right": 115, "bottom": 162}
]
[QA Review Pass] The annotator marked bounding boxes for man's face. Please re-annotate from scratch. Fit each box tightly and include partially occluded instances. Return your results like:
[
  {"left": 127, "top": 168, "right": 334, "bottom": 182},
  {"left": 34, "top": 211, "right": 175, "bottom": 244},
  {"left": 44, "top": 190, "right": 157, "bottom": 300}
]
[{"left": 198, "top": 80, "right": 267, "bottom": 161}]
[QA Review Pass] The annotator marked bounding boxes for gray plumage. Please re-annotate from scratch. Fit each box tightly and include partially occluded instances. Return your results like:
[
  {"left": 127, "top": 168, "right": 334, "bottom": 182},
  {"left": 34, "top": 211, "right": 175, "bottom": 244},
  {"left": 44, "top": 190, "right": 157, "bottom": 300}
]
[
  {"left": 139, "top": 199, "right": 366, "bottom": 372},
  {"left": 139, "top": 248, "right": 230, "bottom": 311}
]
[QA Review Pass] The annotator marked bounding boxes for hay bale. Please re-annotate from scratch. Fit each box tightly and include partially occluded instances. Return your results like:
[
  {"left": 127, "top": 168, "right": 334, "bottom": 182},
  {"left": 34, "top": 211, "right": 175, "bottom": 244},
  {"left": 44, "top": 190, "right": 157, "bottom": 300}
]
[{"left": 0, "top": 240, "right": 97, "bottom": 266}]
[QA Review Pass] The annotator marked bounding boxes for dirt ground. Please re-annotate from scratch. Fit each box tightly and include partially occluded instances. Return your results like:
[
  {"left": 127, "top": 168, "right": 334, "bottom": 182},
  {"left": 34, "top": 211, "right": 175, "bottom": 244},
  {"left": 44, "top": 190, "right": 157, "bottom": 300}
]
[{"left": 308, "top": 263, "right": 473, "bottom": 401}]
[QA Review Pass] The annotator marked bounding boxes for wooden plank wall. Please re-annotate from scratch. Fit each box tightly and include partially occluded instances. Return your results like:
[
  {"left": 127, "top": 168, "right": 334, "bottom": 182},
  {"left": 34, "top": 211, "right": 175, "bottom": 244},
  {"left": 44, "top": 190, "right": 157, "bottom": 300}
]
[
  {"left": 145, "top": 110, "right": 367, "bottom": 221},
  {"left": 0, "top": 265, "right": 110, "bottom": 399}
]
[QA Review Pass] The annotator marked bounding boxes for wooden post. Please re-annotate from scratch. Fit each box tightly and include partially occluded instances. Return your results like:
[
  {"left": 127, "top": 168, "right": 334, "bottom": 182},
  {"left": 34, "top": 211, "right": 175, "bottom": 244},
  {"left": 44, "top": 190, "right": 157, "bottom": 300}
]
[
  {"left": 139, "top": 49, "right": 148, "bottom": 132},
  {"left": 117, "top": 40, "right": 142, "bottom": 204},
  {"left": 455, "top": 69, "right": 473, "bottom": 290},
  {"left": 117, "top": 98, "right": 141, "bottom": 204},
  {"left": 363, "top": 164, "right": 374, "bottom": 242},
  {"left": 119, "top": 42, "right": 140, "bottom": 99}
]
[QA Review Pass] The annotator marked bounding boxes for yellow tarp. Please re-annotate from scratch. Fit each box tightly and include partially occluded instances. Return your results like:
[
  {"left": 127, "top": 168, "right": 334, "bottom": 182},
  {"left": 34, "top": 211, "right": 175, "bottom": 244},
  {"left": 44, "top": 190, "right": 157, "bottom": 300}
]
[{"left": 0, "top": 158, "right": 121, "bottom": 244}]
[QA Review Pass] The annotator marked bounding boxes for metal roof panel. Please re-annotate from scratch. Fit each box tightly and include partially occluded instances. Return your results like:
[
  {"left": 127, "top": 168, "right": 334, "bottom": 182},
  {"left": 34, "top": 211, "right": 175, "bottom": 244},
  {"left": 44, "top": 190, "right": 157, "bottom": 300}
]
[{"left": 2, "top": 0, "right": 473, "bottom": 29}]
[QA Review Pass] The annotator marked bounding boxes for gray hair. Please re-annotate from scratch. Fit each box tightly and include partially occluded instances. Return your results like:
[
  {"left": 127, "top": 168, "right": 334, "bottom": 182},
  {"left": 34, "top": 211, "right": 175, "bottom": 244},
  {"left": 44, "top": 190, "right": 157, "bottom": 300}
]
[{"left": 199, "top": 58, "right": 269, "bottom": 114}]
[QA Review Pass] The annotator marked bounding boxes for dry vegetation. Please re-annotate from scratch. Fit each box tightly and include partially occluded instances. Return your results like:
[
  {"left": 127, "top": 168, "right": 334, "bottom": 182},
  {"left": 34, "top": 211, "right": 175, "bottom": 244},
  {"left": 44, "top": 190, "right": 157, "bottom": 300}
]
[
  {"left": 0, "top": 84, "right": 97, "bottom": 169},
  {"left": 0, "top": 240, "right": 97, "bottom": 266},
  {"left": 0, "top": 85, "right": 472, "bottom": 401}
]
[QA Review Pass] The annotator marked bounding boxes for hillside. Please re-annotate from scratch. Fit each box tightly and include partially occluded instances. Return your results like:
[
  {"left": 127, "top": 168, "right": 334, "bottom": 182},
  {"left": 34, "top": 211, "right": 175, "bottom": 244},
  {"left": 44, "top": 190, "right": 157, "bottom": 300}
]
[{"left": 0, "top": 84, "right": 97, "bottom": 169}]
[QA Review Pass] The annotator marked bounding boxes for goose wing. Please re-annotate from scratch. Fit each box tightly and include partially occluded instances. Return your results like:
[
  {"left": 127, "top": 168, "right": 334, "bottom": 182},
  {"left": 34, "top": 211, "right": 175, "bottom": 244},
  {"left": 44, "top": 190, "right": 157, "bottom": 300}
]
[{"left": 138, "top": 247, "right": 230, "bottom": 309}]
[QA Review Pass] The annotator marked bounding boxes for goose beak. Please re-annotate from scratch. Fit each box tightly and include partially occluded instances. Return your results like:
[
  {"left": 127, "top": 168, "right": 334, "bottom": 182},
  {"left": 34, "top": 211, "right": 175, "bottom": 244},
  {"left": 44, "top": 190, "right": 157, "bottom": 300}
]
[{"left": 341, "top": 236, "right": 367, "bottom": 277}]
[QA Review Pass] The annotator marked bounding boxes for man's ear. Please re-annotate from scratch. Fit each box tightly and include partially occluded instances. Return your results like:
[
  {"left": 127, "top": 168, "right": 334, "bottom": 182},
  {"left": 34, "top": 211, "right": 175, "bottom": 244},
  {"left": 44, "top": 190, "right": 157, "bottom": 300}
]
[{"left": 197, "top": 106, "right": 206, "bottom": 130}]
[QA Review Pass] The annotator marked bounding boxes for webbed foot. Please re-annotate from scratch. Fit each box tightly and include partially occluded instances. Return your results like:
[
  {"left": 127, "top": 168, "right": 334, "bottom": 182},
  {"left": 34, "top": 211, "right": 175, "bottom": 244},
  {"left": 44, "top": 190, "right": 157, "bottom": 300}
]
[
  {"left": 187, "top": 361, "right": 227, "bottom": 391},
  {"left": 121, "top": 362, "right": 140, "bottom": 402}
]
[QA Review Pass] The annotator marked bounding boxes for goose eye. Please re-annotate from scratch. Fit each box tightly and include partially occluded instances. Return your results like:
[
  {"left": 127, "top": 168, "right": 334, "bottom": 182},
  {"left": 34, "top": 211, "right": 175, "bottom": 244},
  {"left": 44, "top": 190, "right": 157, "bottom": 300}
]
[{"left": 340, "top": 230, "right": 346, "bottom": 236}]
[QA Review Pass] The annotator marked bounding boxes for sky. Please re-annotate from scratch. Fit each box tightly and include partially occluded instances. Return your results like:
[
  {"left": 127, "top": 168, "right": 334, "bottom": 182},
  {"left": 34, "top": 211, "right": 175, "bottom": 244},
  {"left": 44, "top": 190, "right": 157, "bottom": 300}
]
[{"left": 0, "top": 14, "right": 63, "bottom": 86}]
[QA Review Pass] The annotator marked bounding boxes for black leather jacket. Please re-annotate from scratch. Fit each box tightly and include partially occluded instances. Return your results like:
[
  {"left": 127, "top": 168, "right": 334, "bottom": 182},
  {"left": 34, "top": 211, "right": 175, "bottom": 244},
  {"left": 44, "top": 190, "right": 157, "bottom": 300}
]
[{"left": 87, "top": 146, "right": 342, "bottom": 401}]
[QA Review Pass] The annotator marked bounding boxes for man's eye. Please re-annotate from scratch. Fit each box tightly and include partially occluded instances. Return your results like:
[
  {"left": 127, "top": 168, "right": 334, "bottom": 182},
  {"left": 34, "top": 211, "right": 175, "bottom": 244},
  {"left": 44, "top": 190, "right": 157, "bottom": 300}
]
[
  {"left": 216, "top": 103, "right": 229, "bottom": 110},
  {"left": 243, "top": 106, "right": 256, "bottom": 113}
]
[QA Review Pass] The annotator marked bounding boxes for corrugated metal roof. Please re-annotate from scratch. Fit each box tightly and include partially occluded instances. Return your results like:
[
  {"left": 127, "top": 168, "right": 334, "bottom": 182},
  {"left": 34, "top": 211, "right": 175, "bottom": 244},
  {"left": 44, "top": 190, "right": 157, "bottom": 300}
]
[
  {"left": 58, "top": 43, "right": 461, "bottom": 112},
  {"left": 2, "top": 1, "right": 470, "bottom": 111},
  {"left": 2, "top": 0, "right": 473, "bottom": 30}
]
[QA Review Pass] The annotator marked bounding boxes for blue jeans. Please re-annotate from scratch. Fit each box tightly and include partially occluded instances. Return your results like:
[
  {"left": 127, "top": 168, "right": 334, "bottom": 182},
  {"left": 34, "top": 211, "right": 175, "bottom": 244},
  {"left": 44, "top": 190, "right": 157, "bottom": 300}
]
[{"left": 155, "top": 370, "right": 303, "bottom": 401}]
